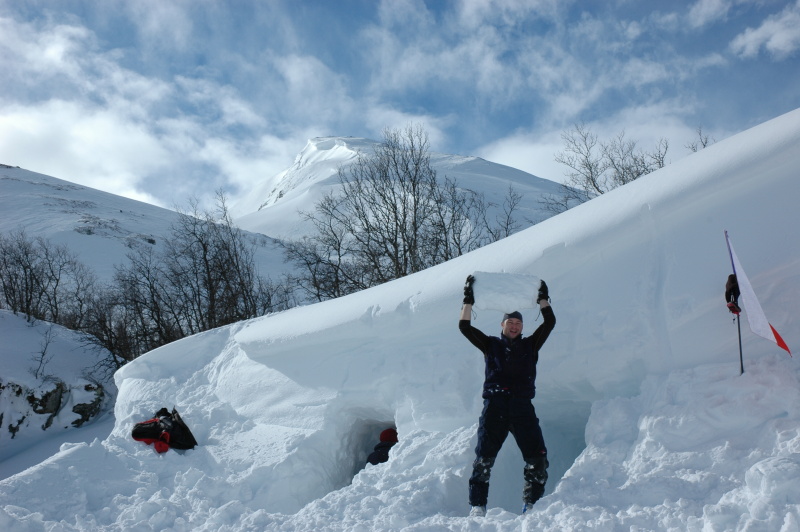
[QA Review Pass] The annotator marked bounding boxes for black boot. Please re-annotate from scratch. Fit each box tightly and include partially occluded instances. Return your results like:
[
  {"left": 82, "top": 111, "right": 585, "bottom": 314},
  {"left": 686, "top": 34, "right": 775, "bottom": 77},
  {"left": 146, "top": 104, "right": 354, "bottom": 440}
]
[
  {"left": 468, "top": 456, "right": 495, "bottom": 507},
  {"left": 522, "top": 454, "right": 549, "bottom": 508}
]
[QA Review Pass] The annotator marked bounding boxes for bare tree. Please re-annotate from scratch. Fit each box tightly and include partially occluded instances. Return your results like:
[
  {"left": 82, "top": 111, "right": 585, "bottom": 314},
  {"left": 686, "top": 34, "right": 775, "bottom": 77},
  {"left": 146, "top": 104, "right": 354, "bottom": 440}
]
[
  {"left": 0, "top": 229, "right": 46, "bottom": 320},
  {"left": 112, "top": 244, "right": 182, "bottom": 352},
  {"left": 102, "top": 192, "right": 292, "bottom": 360},
  {"left": 603, "top": 132, "right": 668, "bottom": 188},
  {"left": 484, "top": 186, "right": 523, "bottom": 242},
  {"left": 163, "top": 193, "right": 263, "bottom": 334},
  {"left": 543, "top": 123, "right": 669, "bottom": 215},
  {"left": 0, "top": 230, "right": 98, "bottom": 327},
  {"left": 31, "top": 325, "right": 57, "bottom": 380},
  {"left": 686, "top": 126, "right": 715, "bottom": 152},
  {"left": 284, "top": 125, "right": 518, "bottom": 302},
  {"left": 283, "top": 193, "right": 367, "bottom": 301},
  {"left": 82, "top": 287, "right": 138, "bottom": 366},
  {"left": 555, "top": 123, "right": 609, "bottom": 197}
]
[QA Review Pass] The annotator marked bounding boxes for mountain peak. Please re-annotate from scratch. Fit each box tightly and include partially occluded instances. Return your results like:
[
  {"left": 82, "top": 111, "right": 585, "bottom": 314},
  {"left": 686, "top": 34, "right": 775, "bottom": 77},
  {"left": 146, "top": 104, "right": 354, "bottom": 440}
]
[
  {"left": 233, "top": 137, "right": 378, "bottom": 216},
  {"left": 233, "top": 136, "right": 564, "bottom": 239}
]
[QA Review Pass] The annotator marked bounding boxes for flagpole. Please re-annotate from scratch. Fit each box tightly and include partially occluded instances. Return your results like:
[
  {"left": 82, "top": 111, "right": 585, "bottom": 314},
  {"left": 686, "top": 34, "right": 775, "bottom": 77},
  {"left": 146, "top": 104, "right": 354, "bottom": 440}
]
[
  {"left": 724, "top": 230, "right": 792, "bottom": 364},
  {"left": 725, "top": 231, "right": 744, "bottom": 374},
  {"left": 736, "top": 314, "right": 744, "bottom": 375}
]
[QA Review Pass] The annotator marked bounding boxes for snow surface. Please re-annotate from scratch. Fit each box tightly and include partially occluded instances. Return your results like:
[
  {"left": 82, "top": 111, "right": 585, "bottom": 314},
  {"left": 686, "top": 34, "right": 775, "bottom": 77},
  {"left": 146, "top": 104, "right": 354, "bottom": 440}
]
[{"left": 2, "top": 108, "right": 800, "bottom": 530}]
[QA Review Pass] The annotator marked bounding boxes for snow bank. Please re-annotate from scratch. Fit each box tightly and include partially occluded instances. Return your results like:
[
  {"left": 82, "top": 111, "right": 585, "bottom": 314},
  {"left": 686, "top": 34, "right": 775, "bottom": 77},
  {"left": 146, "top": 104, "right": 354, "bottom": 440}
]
[{"left": 547, "top": 356, "right": 800, "bottom": 531}]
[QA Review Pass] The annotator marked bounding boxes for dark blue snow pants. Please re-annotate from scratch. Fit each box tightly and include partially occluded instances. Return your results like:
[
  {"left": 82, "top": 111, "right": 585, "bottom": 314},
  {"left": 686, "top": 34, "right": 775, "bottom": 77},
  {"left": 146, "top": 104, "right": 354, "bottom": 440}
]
[{"left": 468, "top": 396, "right": 548, "bottom": 507}]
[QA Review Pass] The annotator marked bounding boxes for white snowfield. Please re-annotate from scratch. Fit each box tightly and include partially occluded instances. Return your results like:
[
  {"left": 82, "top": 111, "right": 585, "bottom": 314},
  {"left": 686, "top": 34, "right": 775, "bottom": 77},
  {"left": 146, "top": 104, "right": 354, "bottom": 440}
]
[{"left": 2, "top": 108, "right": 800, "bottom": 531}]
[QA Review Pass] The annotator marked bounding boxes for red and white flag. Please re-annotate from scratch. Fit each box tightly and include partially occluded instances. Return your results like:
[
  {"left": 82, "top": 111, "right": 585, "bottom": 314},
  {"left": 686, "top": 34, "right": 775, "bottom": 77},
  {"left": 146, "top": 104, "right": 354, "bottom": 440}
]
[{"left": 725, "top": 231, "right": 791, "bottom": 355}]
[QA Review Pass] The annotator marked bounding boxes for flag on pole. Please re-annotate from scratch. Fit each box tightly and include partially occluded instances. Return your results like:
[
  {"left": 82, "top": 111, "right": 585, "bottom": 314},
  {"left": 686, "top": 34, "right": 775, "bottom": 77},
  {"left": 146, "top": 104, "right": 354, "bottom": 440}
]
[{"left": 725, "top": 231, "right": 791, "bottom": 355}]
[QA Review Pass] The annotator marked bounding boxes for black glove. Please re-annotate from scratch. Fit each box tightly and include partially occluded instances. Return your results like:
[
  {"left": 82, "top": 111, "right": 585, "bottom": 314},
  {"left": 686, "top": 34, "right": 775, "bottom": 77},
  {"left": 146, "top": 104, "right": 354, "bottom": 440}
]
[
  {"left": 463, "top": 275, "right": 475, "bottom": 305},
  {"left": 537, "top": 280, "right": 549, "bottom": 303}
]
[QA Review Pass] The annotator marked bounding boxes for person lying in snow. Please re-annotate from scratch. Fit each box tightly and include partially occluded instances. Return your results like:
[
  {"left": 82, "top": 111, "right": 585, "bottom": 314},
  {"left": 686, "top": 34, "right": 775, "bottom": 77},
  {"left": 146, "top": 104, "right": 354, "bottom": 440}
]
[
  {"left": 367, "top": 428, "right": 398, "bottom": 465},
  {"left": 459, "top": 275, "right": 556, "bottom": 517}
]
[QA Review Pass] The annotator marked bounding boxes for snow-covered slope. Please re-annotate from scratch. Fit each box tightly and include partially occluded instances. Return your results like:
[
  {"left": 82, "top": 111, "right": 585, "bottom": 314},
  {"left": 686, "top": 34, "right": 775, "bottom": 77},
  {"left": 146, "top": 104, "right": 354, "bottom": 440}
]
[
  {"left": 233, "top": 136, "right": 565, "bottom": 239},
  {"left": 0, "top": 310, "right": 115, "bottom": 480},
  {"left": 0, "top": 166, "right": 182, "bottom": 282},
  {"left": 0, "top": 166, "right": 286, "bottom": 283},
  {"left": 2, "top": 108, "right": 800, "bottom": 531}
]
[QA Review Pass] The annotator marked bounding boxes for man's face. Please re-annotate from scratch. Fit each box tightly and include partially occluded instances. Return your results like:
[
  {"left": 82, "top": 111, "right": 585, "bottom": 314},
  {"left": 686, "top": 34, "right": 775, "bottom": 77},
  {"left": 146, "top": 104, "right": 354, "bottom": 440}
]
[{"left": 501, "top": 318, "right": 523, "bottom": 339}]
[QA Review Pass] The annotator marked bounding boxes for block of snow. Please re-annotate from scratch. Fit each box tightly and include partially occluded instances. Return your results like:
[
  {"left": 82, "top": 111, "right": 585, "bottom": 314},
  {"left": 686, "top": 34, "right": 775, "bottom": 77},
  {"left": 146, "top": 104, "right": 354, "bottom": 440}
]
[{"left": 471, "top": 271, "right": 541, "bottom": 312}]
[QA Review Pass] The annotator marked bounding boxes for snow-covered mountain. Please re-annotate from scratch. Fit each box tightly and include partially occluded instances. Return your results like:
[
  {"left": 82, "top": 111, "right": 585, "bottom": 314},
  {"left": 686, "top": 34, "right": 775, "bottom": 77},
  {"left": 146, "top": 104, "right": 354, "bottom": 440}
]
[
  {"left": 2, "top": 108, "right": 800, "bottom": 530},
  {"left": 232, "top": 136, "right": 564, "bottom": 239},
  {"left": 0, "top": 165, "right": 181, "bottom": 283},
  {"left": 0, "top": 165, "right": 286, "bottom": 283}
]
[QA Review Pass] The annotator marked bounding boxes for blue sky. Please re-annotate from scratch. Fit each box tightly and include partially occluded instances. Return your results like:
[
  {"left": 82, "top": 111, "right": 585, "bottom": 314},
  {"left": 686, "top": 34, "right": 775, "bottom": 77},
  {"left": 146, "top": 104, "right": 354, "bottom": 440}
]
[{"left": 1, "top": 0, "right": 798, "bottom": 209}]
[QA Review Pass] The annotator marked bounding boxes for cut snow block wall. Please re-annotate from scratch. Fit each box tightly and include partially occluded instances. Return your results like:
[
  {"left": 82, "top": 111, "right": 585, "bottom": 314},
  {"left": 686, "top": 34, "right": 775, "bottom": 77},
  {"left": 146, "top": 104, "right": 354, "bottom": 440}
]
[{"left": 471, "top": 271, "right": 541, "bottom": 312}]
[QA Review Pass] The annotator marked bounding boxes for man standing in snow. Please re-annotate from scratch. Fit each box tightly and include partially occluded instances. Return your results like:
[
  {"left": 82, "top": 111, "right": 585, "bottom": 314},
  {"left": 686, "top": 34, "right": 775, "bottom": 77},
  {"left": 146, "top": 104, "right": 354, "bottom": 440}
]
[{"left": 459, "top": 275, "right": 556, "bottom": 516}]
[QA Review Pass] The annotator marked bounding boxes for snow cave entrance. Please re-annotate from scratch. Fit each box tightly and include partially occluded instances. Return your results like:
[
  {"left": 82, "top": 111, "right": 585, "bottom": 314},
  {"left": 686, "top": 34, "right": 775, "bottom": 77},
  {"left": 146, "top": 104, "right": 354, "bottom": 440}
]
[{"left": 336, "top": 408, "right": 397, "bottom": 486}]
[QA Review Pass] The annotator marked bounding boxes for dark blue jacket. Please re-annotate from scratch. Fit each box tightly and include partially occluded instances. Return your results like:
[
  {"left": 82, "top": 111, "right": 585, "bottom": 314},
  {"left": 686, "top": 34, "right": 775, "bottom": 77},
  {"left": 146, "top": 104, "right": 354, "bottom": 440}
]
[
  {"left": 459, "top": 306, "right": 555, "bottom": 399},
  {"left": 367, "top": 441, "right": 396, "bottom": 465}
]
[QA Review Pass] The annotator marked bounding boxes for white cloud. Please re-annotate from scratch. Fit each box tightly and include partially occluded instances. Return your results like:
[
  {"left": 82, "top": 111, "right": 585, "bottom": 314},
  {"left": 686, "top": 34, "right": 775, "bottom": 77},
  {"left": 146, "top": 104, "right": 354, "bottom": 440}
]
[
  {"left": 0, "top": 10, "right": 304, "bottom": 208},
  {"left": 194, "top": 135, "right": 297, "bottom": 191},
  {"left": 175, "top": 77, "right": 265, "bottom": 129},
  {"left": 688, "top": 0, "right": 732, "bottom": 28},
  {"left": 453, "top": 0, "right": 563, "bottom": 29},
  {"left": 121, "top": 0, "right": 195, "bottom": 53},
  {"left": 0, "top": 14, "right": 173, "bottom": 111},
  {"left": 0, "top": 101, "right": 169, "bottom": 205},
  {"left": 0, "top": 16, "right": 93, "bottom": 88},
  {"left": 618, "top": 58, "right": 671, "bottom": 86},
  {"left": 598, "top": 102, "right": 700, "bottom": 151},
  {"left": 271, "top": 53, "right": 356, "bottom": 124},
  {"left": 730, "top": 0, "right": 800, "bottom": 60},
  {"left": 361, "top": 1, "right": 565, "bottom": 108},
  {"left": 377, "top": 0, "right": 431, "bottom": 28},
  {"left": 0, "top": 93, "right": 307, "bottom": 211},
  {"left": 362, "top": 104, "right": 452, "bottom": 148}
]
